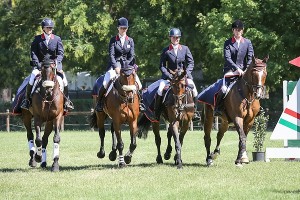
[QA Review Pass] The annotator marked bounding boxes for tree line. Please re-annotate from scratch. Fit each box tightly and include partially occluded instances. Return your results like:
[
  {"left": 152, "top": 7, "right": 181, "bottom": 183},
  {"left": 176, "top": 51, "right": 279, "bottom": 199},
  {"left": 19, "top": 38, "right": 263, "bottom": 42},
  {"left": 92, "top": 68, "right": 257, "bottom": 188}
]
[{"left": 1, "top": 0, "right": 299, "bottom": 96}]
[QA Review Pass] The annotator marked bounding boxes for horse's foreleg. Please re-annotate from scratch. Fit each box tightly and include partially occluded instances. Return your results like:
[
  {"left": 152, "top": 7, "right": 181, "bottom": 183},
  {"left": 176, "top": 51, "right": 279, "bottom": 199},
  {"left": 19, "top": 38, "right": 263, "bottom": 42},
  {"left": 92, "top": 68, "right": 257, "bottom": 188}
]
[
  {"left": 164, "top": 126, "right": 172, "bottom": 161},
  {"left": 234, "top": 117, "right": 247, "bottom": 166},
  {"left": 152, "top": 122, "right": 163, "bottom": 164},
  {"left": 108, "top": 123, "right": 117, "bottom": 161},
  {"left": 34, "top": 120, "right": 43, "bottom": 163},
  {"left": 51, "top": 118, "right": 61, "bottom": 172},
  {"left": 171, "top": 121, "right": 182, "bottom": 169},
  {"left": 23, "top": 112, "right": 36, "bottom": 167},
  {"left": 40, "top": 121, "right": 53, "bottom": 169},
  {"left": 124, "top": 121, "right": 138, "bottom": 164},
  {"left": 112, "top": 122, "right": 125, "bottom": 168}
]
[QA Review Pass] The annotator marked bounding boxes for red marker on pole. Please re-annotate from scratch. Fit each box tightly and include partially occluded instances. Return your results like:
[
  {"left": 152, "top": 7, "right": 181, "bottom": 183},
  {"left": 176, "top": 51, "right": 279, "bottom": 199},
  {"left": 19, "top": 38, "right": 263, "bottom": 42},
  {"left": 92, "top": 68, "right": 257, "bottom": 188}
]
[{"left": 289, "top": 56, "right": 300, "bottom": 68}]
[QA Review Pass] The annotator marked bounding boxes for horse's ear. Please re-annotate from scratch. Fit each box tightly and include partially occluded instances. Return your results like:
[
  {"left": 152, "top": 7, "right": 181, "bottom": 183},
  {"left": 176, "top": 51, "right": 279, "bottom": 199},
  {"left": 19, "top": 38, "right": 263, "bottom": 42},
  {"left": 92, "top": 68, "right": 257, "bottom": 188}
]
[{"left": 263, "top": 55, "right": 269, "bottom": 63}]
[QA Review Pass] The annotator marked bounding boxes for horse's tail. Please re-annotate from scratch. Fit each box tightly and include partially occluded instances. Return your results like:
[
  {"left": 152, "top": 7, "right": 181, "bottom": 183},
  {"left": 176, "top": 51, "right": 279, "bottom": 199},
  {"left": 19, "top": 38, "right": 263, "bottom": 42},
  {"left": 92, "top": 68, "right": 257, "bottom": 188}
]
[
  {"left": 90, "top": 111, "right": 98, "bottom": 128},
  {"left": 137, "top": 114, "right": 151, "bottom": 139}
]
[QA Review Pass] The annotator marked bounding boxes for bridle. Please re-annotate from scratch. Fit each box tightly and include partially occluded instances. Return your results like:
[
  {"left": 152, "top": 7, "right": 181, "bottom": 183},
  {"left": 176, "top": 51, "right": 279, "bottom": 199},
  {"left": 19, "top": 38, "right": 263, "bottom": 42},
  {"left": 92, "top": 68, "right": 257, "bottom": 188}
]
[
  {"left": 115, "top": 66, "right": 137, "bottom": 103},
  {"left": 242, "top": 61, "right": 267, "bottom": 100}
]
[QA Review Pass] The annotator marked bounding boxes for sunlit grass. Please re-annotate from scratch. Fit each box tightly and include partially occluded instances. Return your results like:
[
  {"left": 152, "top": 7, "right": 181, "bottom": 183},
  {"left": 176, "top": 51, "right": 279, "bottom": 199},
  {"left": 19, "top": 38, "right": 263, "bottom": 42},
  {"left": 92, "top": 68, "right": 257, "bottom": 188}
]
[{"left": 0, "top": 130, "right": 299, "bottom": 200}]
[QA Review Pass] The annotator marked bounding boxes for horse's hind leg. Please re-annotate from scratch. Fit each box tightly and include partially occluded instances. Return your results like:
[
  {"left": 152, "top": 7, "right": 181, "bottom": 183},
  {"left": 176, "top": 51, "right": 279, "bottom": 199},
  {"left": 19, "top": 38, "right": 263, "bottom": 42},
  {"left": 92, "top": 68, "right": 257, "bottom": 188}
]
[
  {"left": 124, "top": 121, "right": 138, "bottom": 164},
  {"left": 164, "top": 125, "right": 172, "bottom": 161},
  {"left": 97, "top": 113, "right": 105, "bottom": 158},
  {"left": 109, "top": 123, "right": 117, "bottom": 161},
  {"left": 203, "top": 105, "right": 214, "bottom": 166},
  {"left": 211, "top": 119, "right": 228, "bottom": 160},
  {"left": 23, "top": 111, "right": 36, "bottom": 167},
  {"left": 152, "top": 122, "right": 163, "bottom": 164}
]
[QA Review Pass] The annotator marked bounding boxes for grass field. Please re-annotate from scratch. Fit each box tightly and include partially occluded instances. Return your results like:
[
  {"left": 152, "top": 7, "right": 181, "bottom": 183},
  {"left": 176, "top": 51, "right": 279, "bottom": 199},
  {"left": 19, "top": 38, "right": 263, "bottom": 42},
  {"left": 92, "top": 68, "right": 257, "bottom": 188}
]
[{"left": 0, "top": 130, "right": 299, "bottom": 200}]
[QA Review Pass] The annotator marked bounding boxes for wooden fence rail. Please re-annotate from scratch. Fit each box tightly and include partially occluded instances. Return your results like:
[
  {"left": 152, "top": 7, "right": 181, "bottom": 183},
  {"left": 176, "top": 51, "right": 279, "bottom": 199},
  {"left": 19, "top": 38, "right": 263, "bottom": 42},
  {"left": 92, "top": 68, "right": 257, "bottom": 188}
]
[{"left": 0, "top": 110, "right": 93, "bottom": 132}]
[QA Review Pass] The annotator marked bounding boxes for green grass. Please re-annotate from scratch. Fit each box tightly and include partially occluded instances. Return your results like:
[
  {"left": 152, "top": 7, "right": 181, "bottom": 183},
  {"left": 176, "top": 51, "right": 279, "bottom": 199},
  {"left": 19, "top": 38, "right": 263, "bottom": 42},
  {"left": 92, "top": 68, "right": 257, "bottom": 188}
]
[{"left": 0, "top": 130, "right": 299, "bottom": 200}]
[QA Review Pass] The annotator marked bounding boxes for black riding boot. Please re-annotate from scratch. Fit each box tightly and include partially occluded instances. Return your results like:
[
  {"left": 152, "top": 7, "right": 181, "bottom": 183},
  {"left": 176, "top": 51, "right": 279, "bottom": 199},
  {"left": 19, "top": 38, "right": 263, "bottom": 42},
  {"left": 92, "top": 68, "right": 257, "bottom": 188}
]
[
  {"left": 193, "top": 96, "right": 201, "bottom": 121},
  {"left": 63, "top": 86, "right": 74, "bottom": 111},
  {"left": 95, "top": 86, "right": 106, "bottom": 112},
  {"left": 20, "top": 83, "right": 33, "bottom": 110},
  {"left": 214, "top": 90, "right": 226, "bottom": 116},
  {"left": 154, "top": 95, "right": 162, "bottom": 121},
  {"left": 137, "top": 90, "right": 146, "bottom": 112}
]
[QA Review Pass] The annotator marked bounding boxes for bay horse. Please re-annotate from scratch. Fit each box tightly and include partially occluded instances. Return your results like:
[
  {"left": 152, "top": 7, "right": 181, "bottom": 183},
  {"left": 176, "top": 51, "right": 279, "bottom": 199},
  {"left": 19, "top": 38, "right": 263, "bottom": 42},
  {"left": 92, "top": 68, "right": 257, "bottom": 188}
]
[
  {"left": 23, "top": 56, "right": 64, "bottom": 172},
  {"left": 137, "top": 69, "right": 195, "bottom": 169},
  {"left": 202, "top": 56, "right": 268, "bottom": 167},
  {"left": 90, "top": 65, "right": 140, "bottom": 167}
]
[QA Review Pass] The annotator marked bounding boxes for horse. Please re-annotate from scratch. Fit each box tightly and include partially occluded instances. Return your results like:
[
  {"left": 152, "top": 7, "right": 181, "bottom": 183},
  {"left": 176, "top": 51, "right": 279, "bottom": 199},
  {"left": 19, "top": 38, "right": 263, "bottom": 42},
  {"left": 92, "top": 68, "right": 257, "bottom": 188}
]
[
  {"left": 90, "top": 65, "right": 140, "bottom": 167},
  {"left": 202, "top": 56, "right": 268, "bottom": 167},
  {"left": 137, "top": 69, "right": 195, "bottom": 169},
  {"left": 23, "top": 56, "right": 64, "bottom": 172}
]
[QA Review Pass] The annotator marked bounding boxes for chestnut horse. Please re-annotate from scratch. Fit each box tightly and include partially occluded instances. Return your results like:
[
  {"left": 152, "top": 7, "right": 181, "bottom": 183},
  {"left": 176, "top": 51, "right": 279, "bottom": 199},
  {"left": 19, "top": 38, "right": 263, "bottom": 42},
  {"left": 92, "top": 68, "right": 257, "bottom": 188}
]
[
  {"left": 23, "top": 56, "right": 64, "bottom": 172},
  {"left": 90, "top": 66, "right": 140, "bottom": 167},
  {"left": 202, "top": 56, "right": 268, "bottom": 167},
  {"left": 138, "top": 69, "right": 195, "bottom": 169}
]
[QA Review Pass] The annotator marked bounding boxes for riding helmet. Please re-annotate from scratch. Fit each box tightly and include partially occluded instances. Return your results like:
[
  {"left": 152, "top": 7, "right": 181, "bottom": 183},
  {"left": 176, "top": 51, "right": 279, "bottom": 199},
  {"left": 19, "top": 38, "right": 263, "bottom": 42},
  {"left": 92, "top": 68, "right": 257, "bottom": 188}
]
[
  {"left": 118, "top": 17, "right": 128, "bottom": 28},
  {"left": 231, "top": 20, "right": 244, "bottom": 29},
  {"left": 169, "top": 28, "right": 181, "bottom": 37},
  {"left": 41, "top": 18, "right": 54, "bottom": 28}
]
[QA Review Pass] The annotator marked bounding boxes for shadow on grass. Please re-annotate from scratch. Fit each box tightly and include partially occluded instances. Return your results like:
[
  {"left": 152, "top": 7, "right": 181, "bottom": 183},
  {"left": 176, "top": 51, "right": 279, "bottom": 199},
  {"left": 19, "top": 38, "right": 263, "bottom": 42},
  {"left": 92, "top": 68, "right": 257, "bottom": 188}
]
[
  {"left": 273, "top": 189, "right": 300, "bottom": 194},
  {"left": 0, "top": 162, "right": 208, "bottom": 172}
]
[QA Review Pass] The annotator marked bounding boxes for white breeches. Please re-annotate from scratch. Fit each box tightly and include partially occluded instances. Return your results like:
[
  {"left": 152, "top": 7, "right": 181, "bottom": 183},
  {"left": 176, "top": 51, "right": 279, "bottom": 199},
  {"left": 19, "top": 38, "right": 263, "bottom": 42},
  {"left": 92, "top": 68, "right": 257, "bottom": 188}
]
[
  {"left": 157, "top": 78, "right": 198, "bottom": 97},
  {"left": 29, "top": 69, "right": 68, "bottom": 87},
  {"left": 103, "top": 68, "right": 142, "bottom": 90}
]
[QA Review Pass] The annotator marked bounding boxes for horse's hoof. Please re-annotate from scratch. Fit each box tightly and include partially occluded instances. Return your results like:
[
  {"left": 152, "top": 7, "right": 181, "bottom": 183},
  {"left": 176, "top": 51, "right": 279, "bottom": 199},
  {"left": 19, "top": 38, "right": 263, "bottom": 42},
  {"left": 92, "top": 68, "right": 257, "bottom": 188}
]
[
  {"left": 177, "top": 163, "right": 183, "bottom": 169},
  {"left": 51, "top": 162, "right": 59, "bottom": 172},
  {"left": 206, "top": 159, "right": 214, "bottom": 167},
  {"left": 41, "top": 162, "right": 47, "bottom": 169},
  {"left": 124, "top": 155, "right": 132, "bottom": 164},
  {"left": 242, "top": 158, "right": 250, "bottom": 164},
  {"left": 29, "top": 159, "right": 37, "bottom": 168},
  {"left": 235, "top": 163, "right": 243, "bottom": 168},
  {"left": 156, "top": 155, "right": 163, "bottom": 164},
  {"left": 210, "top": 152, "right": 219, "bottom": 160},
  {"left": 164, "top": 153, "right": 171, "bottom": 160},
  {"left": 109, "top": 151, "right": 117, "bottom": 161},
  {"left": 118, "top": 162, "right": 126, "bottom": 168},
  {"left": 97, "top": 150, "right": 105, "bottom": 159},
  {"left": 34, "top": 154, "right": 42, "bottom": 163},
  {"left": 241, "top": 152, "right": 249, "bottom": 164}
]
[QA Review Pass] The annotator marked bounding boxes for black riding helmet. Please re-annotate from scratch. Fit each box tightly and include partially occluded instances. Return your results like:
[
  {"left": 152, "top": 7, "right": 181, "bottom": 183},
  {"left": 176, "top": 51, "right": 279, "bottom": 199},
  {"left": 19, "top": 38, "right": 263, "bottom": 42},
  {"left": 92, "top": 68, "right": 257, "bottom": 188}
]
[
  {"left": 169, "top": 28, "right": 181, "bottom": 37},
  {"left": 41, "top": 18, "right": 54, "bottom": 28},
  {"left": 118, "top": 17, "right": 128, "bottom": 28},
  {"left": 232, "top": 20, "right": 244, "bottom": 29}
]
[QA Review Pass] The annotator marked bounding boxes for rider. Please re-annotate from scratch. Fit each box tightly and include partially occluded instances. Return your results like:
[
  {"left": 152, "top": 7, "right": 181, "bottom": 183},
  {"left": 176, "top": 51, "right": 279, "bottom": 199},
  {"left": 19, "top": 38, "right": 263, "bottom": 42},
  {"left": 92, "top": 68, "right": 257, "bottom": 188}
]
[
  {"left": 214, "top": 19, "right": 254, "bottom": 116},
  {"left": 95, "top": 17, "right": 145, "bottom": 112},
  {"left": 21, "top": 18, "right": 74, "bottom": 112},
  {"left": 154, "top": 28, "right": 199, "bottom": 121}
]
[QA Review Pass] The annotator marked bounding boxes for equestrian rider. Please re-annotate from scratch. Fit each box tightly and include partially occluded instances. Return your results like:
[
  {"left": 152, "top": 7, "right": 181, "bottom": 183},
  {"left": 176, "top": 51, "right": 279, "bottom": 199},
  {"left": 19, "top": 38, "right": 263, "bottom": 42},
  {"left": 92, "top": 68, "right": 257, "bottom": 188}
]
[
  {"left": 214, "top": 19, "right": 254, "bottom": 116},
  {"left": 154, "top": 28, "right": 199, "bottom": 121},
  {"left": 21, "top": 18, "right": 74, "bottom": 111},
  {"left": 95, "top": 17, "right": 145, "bottom": 112}
]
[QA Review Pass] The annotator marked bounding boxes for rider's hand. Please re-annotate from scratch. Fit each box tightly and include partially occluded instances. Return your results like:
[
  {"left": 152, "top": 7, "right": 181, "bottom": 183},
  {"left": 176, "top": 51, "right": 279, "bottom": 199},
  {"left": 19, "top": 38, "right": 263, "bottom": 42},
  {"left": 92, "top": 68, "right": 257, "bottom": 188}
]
[
  {"left": 237, "top": 68, "right": 244, "bottom": 76},
  {"left": 115, "top": 67, "right": 121, "bottom": 74}
]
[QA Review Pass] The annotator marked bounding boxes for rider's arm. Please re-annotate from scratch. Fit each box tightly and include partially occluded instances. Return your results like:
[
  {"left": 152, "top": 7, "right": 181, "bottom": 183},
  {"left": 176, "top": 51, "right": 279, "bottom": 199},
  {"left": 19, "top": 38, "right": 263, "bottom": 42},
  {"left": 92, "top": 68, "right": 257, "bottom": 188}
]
[{"left": 160, "top": 48, "right": 172, "bottom": 79}]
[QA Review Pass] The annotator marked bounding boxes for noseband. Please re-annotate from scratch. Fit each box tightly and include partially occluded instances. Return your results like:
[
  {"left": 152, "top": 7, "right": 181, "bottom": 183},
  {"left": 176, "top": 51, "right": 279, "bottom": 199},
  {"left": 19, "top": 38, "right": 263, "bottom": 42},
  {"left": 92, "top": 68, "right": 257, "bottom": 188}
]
[
  {"left": 242, "top": 63, "right": 267, "bottom": 100},
  {"left": 116, "top": 67, "right": 137, "bottom": 103}
]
